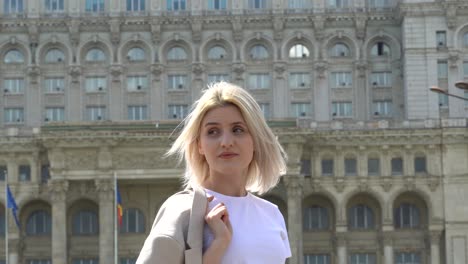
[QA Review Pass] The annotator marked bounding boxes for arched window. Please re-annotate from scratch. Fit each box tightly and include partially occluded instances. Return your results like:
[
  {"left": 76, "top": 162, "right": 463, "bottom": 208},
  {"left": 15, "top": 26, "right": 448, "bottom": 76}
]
[
  {"left": 4, "top": 49, "right": 24, "bottom": 64},
  {"left": 26, "top": 210, "right": 52, "bottom": 235},
  {"left": 348, "top": 204, "right": 374, "bottom": 229},
  {"left": 45, "top": 49, "right": 65, "bottom": 63},
  {"left": 464, "top": 33, "right": 468, "bottom": 48},
  {"left": 289, "top": 44, "right": 309, "bottom": 59},
  {"left": 207, "top": 45, "right": 227, "bottom": 60},
  {"left": 127, "top": 47, "right": 145, "bottom": 61},
  {"left": 249, "top": 44, "right": 269, "bottom": 60},
  {"left": 85, "top": 48, "right": 106, "bottom": 62},
  {"left": 371, "top": 42, "right": 390, "bottom": 57},
  {"left": 121, "top": 208, "right": 145, "bottom": 233},
  {"left": 330, "top": 43, "right": 350, "bottom": 57},
  {"left": 167, "top": 46, "right": 187, "bottom": 61},
  {"left": 72, "top": 210, "right": 99, "bottom": 235},
  {"left": 303, "top": 206, "right": 329, "bottom": 231},
  {"left": 394, "top": 203, "right": 420, "bottom": 229}
]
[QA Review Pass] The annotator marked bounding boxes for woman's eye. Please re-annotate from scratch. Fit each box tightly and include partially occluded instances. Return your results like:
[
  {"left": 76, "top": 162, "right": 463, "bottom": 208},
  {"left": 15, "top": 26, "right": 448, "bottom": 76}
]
[
  {"left": 233, "top": 127, "right": 244, "bottom": 133},
  {"left": 207, "top": 129, "right": 219, "bottom": 135}
]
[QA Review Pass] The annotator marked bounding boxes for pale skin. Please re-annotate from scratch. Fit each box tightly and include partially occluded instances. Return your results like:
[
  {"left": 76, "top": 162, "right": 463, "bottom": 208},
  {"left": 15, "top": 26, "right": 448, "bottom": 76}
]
[{"left": 197, "top": 105, "right": 255, "bottom": 264}]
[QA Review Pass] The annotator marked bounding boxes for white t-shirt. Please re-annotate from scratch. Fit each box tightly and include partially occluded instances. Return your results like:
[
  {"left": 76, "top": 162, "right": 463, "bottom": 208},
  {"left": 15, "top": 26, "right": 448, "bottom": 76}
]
[{"left": 203, "top": 189, "right": 292, "bottom": 264}]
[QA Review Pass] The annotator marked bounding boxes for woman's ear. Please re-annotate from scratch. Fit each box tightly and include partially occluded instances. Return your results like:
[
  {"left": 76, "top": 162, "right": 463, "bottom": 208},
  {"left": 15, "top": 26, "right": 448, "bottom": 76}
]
[{"left": 198, "top": 139, "right": 204, "bottom": 155}]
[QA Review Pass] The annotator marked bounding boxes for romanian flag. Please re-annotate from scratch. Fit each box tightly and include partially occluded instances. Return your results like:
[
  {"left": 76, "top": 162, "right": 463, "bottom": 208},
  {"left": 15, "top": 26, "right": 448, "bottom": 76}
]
[{"left": 116, "top": 184, "right": 123, "bottom": 227}]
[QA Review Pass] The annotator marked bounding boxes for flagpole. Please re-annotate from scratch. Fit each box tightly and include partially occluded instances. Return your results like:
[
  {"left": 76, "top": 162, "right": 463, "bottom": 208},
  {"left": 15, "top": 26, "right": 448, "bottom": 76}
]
[
  {"left": 114, "top": 172, "right": 118, "bottom": 264},
  {"left": 5, "top": 171, "right": 8, "bottom": 264}
]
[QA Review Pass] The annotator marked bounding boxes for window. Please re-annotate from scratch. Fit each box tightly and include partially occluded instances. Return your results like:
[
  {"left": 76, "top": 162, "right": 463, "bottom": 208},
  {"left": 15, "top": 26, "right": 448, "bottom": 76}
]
[
  {"left": 4, "top": 0, "right": 24, "bottom": 13},
  {"left": 330, "top": 72, "right": 352, "bottom": 88},
  {"left": 85, "top": 48, "right": 106, "bottom": 62},
  {"left": 288, "top": 0, "right": 312, "bottom": 9},
  {"left": 259, "top": 103, "right": 270, "bottom": 119},
  {"left": 321, "top": 159, "right": 333, "bottom": 176},
  {"left": 248, "top": 73, "right": 270, "bottom": 89},
  {"left": 26, "top": 210, "right": 51, "bottom": 235},
  {"left": 168, "top": 104, "right": 188, "bottom": 119},
  {"left": 367, "top": 158, "right": 380, "bottom": 176},
  {"left": 248, "top": 0, "right": 267, "bottom": 9},
  {"left": 349, "top": 253, "right": 376, "bottom": 264},
  {"left": 127, "top": 48, "right": 145, "bottom": 61},
  {"left": 395, "top": 252, "right": 421, "bottom": 264},
  {"left": 19, "top": 165, "right": 31, "bottom": 181},
  {"left": 436, "top": 31, "right": 446, "bottom": 48},
  {"left": 371, "top": 72, "right": 392, "bottom": 87},
  {"left": 414, "top": 156, "right": 426, "bottom": 173},
  {"left": 0, "top": 211, "right": 4, "bottom": 235},
  {"left": 327, "top": 0, "right": 350, "bottom": 8},
  {"left": 128, "top": 105, "right": 148, "bottom": 121},
  {"left": 208, "top": 0, "right": 226, "bottom": 9},
  {"left": 44, "top": 77, "right": 65, "bottom": 93},
  {"left": 207, "top": 46, "right": 227, "bottom": 60},
  {"left": 465, "top": 91, "right": 468, "bottom": 107},
  {"left": 168, "top": 75, "right": 187, "bottom": 90},
  {"left": 438, "top": 93, "right": 448, "bottom": 107},
  {"left": 300, "top": 159, "right": 311, "bottom": 176},
  {"left": 207, "top": 74, "right": 230, "bottom": 84},
  {"left": 121, "top": 208, "right": 145, "bottom": 233},
  {"left": 345, "top": 158, "right": 357, "bottom": 176},
  {"left": 291, "top": 103, "right": 311, "bottom": 117},
  {"left": 367, "top": 0, "right": 390, "bottom": 7},
  {"left": 126, "top": 0, "right": 145, "bottom": 11},
  {"left": 45, "top": 49, "right": 65, "bottom": 63},
  {"left": 45, "top": 107, "right": 65, "bottom": 122},
  {"left": 289, "top": 72, "right": 311, "bottom": 88},
  {"left": 4, "top": 78, "right": 24, "bottom": 94},
  {"left": 167, "top": 47, "right": 187, "bottom": 61},
  {"left": 127, "top": 76, "right": 148, "bottom": 91},
  {"left": 464, "top": 62, "right": 468, "bottom": 77},
  {"left": 394, "top": 203, "right": 420, "bottom": 229},
  {"left": 41, "top": 164, "right": 50, "bottom": 183},
  {"left": 73, "top": 210, "right": 99, "bottom": 235},
  {"left": 330, "top": 43, "right": 350, "bottom": 57},
  {"left": 120, "top": 258, "right": 136, "bottom": 264},
  {"left": 437, "top": 61, "right": 448, "bottom": 79},
  {"left": 4, "top": 49, "right": 24, "bottom": 64},
  {"left": 167, "top": 0, "right": 186, "bottom": 10},
  {"left": 370, "top": 42, "right": 390, "bottom": 57},
  {"left": 27, "top": 260, "right": 51, "bottom": 264},
  {"left": 45, "top": 0, "right": 64, "bottom": 11},
  {"left": 464, "top": 33, "right": 468, "bottom": 48},
  {"left": 249, "top": 44, "right": 269, "bottom": 60},
  {"left": 4, "top": 108, "right": 24, "bottom": 123},
  {"left": 391, "top": 157, "right": 403, "bottom": 175},
  {"left": 87, "top": 106, "right": 106, "bottom": 121},
  {"left": 304, "top": 254, "right": 330, "bottom": 264},
  {"left": 332, "top": 102, "right": 352, "bottom": 117},
  {"left": 373, "top": 100, "right": 392, "bottom": 117},
  {"left": 348, "top": 205, "right": 374, "bottom": 229},
  {"left": 72, "top": 259, "right": 99, "bottom": 264},
  {"left": 289, "top": 44, "right": 309, "bottom": 59},
  {"left": 86, "top": 0, "right": 105, "bottom": 12},
  {"left": 303, "top": 206, "right": 328, "bottom": 230},
  {"left": 0, "top": 166, "right": 7, "bottom": 181},
  {"left": 85, "top": 77, "right": 107, "bottom": 92}
]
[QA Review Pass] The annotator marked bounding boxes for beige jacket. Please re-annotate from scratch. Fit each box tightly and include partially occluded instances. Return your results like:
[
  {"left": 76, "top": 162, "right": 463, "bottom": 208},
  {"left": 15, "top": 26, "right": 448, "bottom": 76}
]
[{"left": 136, "top": 187, "right": 207, "bottom": 264}]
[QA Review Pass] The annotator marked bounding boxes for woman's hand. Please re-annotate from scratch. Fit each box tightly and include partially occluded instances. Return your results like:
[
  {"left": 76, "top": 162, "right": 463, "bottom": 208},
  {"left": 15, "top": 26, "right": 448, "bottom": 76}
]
[{"left": 202, "top": 196, "right": 232, "bottom": 264}]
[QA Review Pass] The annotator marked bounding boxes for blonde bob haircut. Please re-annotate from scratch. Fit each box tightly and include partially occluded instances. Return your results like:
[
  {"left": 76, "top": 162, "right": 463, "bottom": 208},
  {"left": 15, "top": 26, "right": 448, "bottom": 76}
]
[{"left": 167, "top": 82, "right": 287, "bottom": 195}]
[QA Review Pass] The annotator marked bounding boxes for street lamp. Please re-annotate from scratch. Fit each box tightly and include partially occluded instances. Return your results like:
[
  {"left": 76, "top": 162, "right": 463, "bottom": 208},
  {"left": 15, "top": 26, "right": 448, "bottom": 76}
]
[{"left": 430, "top": 80, "right": 468, "bottom": 101}]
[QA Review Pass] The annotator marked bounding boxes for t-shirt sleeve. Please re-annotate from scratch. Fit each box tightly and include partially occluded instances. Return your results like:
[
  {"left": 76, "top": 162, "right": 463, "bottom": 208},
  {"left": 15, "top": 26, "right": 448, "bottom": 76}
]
[{"left": 274, "top": 207, "right": 292, "bottom": 259}]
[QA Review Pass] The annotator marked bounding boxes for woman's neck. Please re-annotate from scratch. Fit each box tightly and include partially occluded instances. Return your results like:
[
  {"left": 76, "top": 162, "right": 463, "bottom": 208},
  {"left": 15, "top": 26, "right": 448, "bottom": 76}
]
[{"left": 202, "top": 173, "right": 247, "bottom": 197}]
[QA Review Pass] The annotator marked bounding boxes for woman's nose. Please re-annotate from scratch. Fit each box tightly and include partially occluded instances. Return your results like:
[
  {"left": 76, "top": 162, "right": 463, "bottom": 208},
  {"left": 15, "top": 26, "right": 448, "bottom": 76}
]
[{"left": 220, "top": 132, "right": 234, "bottom": 147}]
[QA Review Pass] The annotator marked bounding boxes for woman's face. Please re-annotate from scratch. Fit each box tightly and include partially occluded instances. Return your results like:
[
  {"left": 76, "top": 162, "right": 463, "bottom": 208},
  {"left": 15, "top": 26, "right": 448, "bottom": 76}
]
[{"left": 198, "top": 104, "right": 254, "bottom": 180}]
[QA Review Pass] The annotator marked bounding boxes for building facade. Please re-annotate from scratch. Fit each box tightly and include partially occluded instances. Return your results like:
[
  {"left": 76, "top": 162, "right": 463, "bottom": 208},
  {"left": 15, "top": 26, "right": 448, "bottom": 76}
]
[{"left": 0, "top": 0, "right": 467, "bottom": 263}]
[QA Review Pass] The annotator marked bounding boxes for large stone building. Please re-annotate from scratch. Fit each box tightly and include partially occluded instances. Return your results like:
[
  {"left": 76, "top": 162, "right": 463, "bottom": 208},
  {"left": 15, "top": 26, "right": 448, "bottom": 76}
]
[{"left": 0, "top": 0, "right": 467, "bottom": 263}]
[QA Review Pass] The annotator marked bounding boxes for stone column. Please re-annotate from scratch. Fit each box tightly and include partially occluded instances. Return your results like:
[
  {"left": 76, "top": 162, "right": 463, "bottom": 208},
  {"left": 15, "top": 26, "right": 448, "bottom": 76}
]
[
  {"left": 109, "top": 65, "right": 123, "bottom": 121},
  {"left": 283, "top": 175, "right": 304, "bottom": 264},
  {"left": 95, "top": 179, "right": 115, "bottom": 264},
  {"left": 335, "top": 233, "right": 347, "bottom": 264},
  {"left": 429, "top": 231, "right": 441, "bottom": 264},
  {"left": 273, "top": 62, "right": 287, "bottom": 119},
  {"left": 49, "top": 179, "right": 69, "bottom": 264},
  {"left": 191, "top": 63, "right": 205, "bottom": 100},
  {"left": 381, "top": 233, "right": 393, "bottom": 264},
  {"left": 354, "top": 60, "right": 368, "bottom": 121},
  {"left": 68, "top": 66, "right": 82, "bottom": 122},
  {"left": 150, "top": 64, "right": 164, "bottom": 120}
]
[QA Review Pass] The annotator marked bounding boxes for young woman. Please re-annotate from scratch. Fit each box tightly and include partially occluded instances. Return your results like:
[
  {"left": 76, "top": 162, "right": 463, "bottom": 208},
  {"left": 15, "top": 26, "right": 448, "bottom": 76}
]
[{"left": 136, "top": 82, "right": 291, "bottom": 264}]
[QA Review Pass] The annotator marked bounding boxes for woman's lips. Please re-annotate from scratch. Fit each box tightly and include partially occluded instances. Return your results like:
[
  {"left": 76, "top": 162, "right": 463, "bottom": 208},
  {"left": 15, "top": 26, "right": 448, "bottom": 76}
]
[{"left": 219, "top": 152, "right": 238, "bottom": 159}]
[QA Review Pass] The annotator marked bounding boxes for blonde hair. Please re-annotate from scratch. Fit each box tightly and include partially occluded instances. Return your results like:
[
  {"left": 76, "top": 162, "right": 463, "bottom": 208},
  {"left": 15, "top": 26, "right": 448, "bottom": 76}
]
[{"left": 167, "top": 82, "right": 287, "bottom": 194}]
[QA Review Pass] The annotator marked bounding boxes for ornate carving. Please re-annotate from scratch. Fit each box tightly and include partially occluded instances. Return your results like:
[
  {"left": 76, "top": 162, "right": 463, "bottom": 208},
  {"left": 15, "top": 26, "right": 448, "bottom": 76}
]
[
  {"left": 274, "top": 62, "right": 286, "bottom": 79},
  {"left": 95, "top": 178, "right": 114, "bottom": 201},
  {"left": 65, "top": 150, "right": 97, "bottom": 170},
  {"left": 404, "top": 177, "right": 416, "bottom": 191},
  {"left": 109, "top": 64, "right": 123, "bottom": 82},
  {"left": 191, "top": 19, "right": 203, "bottom": 43},
  {"left": 448, "top": 51, "right": 459, "bottom": 69},
  {"left": 354, "top": 60, "right": 367, "bottom": 78},
  {"left": 68, "top": 19, "right": 80, "bottom": 46},
  {"left": 150, "top": 19, "right": 161, "bottom": 44},
  {"left": 151, "top": 64, "right": 164, "bottom": 80},
  {"left": 314, "top": 61, "right": 328, "bottom": 79},
  {"left": 69, "top": 66, "right": 82, "bottom": 83},
  {"left": 232, "top": 63, "right": 245, "bottom": 81},
  {"left": 232, "top": 16, "right": 243, "bottom": 42},
  {"left": 192, "top": 63, "right": 205, "bottom": 79},
  {"left": 48, "top": 179, "right": 69, "bottom": 202},
  {"left": 98, "top": 147, "right": 112, "bottom": 170},
  {"left": 355, "top": 17, "right": 367, "bottom": 40},
  {"left": 313, "top": 17, "right": 325, "bottom": 41},
  {"left": 27, "top": 22, "right": 39, "bottom": 44},
  {"left": 333, "top": 233, "right": 347, "bottom": 247},
  {"left": 113, "top": 150, "right": 175, "bottom": 169},
  {"left": 446, "top": 6, "right": 457, "bottom": 29},
  {"left": 283, "top": 175, "right": 303, "bottom": 198},
  {"left": 27, "top": 66, "right": 40, "bottom": 84},
  {"left": 428, "top": 230, "right": 442, "bottom": 244},
  {"left": 273, "top": 17, "right": 284, "bottom": 41},
  {"left": 334, "top": 177, "right": 346, "bottom": 193},
  {"left": 380, "top": 177, "right": 392, "bottom": 192},
  {"left": 427, "top": 177, "right": 439, "bottom": 192},
  {"left": 109, "top": 18, "right": 121, "bottom": 45}
]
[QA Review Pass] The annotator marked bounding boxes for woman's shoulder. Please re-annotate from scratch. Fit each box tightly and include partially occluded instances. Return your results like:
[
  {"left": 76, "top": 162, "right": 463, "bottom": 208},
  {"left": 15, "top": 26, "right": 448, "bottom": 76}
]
[
  {"left": 249, "top": 194, "right": 280, "bottom": 212},
  {"left": 158, "top": 189, "right": 195, "bottom": 216}
]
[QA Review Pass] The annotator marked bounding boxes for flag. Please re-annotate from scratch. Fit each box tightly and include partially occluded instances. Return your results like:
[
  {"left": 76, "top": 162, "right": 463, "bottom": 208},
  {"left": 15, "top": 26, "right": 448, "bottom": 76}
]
[
  {"left": 7, "top": 185, "right": 20, "bottom": 229},
  {"left": 116, "top": 184, "right": 123, "bottom": 227}
]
